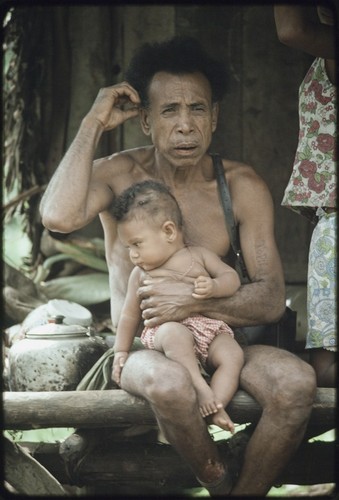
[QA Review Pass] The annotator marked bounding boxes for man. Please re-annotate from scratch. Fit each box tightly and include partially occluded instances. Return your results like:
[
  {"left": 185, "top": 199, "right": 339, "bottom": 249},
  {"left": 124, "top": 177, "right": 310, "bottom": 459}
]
[{"left": 40, "top": 37, "right": 316, "bottom": 495}]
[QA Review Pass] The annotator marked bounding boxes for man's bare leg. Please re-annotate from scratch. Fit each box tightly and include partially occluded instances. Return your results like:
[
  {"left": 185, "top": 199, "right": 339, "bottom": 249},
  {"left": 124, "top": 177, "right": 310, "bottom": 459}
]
[
  {"left": 120, "top": 349, "right": 232, "bottom": 494},
  {"left": 231, "top": 344, "right": 316, "bottom": 496}
]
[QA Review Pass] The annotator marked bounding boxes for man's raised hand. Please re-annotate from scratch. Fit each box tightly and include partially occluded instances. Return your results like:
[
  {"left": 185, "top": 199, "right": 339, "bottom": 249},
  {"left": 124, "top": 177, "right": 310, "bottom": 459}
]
[{"left": 87, "top": 82, "right": 140, "bottom": 131}]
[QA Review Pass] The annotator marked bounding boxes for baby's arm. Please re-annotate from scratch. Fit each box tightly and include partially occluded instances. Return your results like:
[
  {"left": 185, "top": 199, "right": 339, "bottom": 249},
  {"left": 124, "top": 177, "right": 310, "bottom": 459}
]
[
  {"left": 112, "top": 267, "right": 142, "bottom": 385},
  {"left": 192, "top": 247, "right": 241, "bottom": 300}
]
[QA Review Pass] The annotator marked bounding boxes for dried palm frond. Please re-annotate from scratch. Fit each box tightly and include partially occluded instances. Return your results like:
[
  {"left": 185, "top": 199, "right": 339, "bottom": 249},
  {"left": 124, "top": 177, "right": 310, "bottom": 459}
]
[{"left": 3, "top": 7, "right": 48, "bottom": 263}]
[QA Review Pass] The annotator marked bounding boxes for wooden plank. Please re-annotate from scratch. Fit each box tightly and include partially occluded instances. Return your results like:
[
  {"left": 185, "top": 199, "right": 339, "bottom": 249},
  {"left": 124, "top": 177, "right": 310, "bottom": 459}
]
[
  {"left": 3, "top": 389, "right": 155, "bottom": 430},
  {"left": 3, "top": 388, "right": 335, "bottom": 434}
]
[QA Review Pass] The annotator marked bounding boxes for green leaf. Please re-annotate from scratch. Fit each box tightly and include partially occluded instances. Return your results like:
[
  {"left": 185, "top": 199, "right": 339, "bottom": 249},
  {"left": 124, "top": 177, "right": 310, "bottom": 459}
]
[
  {"left": 38, "top": 273, "right": 110, "bottom": 305},
  {"left": 52, "top": 240, "right": 108, "bottom": 272}
]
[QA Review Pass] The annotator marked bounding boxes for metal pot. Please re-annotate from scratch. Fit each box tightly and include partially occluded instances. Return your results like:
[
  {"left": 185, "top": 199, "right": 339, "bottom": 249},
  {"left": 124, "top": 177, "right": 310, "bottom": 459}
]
[{"left": 8, "top": 321, "right": 107, "bottom": 391}]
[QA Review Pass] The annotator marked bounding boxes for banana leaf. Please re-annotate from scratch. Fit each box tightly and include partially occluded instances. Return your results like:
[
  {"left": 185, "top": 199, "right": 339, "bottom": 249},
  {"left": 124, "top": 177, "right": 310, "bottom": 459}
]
[
  {"left": 54, "top": 237, "right": 106, "bottom": 256},
  {"left": 51, "top": 240, "right": 108, "bottom": 272},
  {"left": 33, "top": 254, "right": 76, "bottom": 284},
  {"left": 38, "top": 273, "right": 110, "bottom": 305},
  {"left": 32, "top": 237, "right": 108, "bottom": 284}
]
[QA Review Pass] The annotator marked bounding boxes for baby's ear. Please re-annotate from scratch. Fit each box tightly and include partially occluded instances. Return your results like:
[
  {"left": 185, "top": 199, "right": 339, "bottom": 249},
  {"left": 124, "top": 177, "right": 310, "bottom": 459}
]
[{"left": 162, "top": 220, "right": 177, "bottom": 241}]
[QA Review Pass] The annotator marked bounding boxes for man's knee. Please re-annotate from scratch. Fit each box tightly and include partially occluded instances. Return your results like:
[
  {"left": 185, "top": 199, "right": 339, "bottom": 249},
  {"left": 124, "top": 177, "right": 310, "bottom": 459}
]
[
  {"left": 242, "top": 346, "right": 317, "bottom": 412},
  {"left": 274, "top": 359, "right": 316, "bottom": 412},
  {"left": 143, "top": 360, "right": 196, "bottom": 407}
]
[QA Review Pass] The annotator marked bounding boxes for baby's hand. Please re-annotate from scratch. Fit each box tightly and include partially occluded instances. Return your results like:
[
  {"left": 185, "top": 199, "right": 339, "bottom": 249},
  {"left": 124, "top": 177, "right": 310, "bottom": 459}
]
[
  {"left": 112, "top": 351, "right": 129, "bottom": 386},
  {"left": 192, "top": 276, "right": 215, "bottom": 299}
]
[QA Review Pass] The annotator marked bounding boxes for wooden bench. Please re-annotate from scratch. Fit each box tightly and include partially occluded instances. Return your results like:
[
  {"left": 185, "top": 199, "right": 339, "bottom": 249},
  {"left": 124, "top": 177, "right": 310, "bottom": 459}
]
[{"left": 3, "top": 387, "right": 336, "bottom": 495}]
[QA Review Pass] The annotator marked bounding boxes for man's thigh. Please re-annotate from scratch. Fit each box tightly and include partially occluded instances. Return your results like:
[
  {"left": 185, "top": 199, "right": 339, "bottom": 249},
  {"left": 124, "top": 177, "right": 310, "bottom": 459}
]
[{"left": 240, "top": 344, "right": 314, "bottom": 406}]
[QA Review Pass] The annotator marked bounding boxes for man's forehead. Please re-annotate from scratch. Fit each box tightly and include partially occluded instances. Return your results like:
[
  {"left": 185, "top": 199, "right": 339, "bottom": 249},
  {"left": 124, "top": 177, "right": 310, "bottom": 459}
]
[{"left": 148, "top": 71, "right": 212, "bottom": 102}]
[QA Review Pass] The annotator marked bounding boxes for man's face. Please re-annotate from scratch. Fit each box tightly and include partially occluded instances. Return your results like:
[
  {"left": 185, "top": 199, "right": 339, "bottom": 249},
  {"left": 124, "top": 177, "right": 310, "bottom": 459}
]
[{"left": 140, "top": 71, "right": 218, "bottom": 167}]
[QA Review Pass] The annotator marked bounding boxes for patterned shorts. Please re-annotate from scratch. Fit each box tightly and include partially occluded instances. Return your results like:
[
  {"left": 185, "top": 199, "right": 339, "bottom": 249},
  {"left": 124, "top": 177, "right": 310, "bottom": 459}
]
[
  {"left": 141, "top": 314, "right": 234, "bottom": 368},
  {"left": 306, "top": 209, "right": 337, "bottom": 351}
]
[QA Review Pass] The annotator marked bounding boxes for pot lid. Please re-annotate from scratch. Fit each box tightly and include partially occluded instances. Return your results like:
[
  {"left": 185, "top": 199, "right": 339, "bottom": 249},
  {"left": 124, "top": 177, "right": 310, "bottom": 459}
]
[
  {"left": 47, "top": 299, "right": 92, "bottom": 326},
  {"left": 26, "top": 322, "right": 89, "bottom": 338}
]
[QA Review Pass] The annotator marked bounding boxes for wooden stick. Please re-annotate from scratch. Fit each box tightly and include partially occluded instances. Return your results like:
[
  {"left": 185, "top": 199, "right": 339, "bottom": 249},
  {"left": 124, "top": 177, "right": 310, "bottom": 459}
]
[{"left": 2, "top": 185, "right": 47, "bottom": 211}]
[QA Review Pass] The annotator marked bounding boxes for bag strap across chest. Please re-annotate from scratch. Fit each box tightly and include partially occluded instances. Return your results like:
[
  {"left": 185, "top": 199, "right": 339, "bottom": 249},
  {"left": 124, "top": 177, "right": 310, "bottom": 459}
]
[{"left": 211, "top": 153, "right": 249, "bottom": 282}]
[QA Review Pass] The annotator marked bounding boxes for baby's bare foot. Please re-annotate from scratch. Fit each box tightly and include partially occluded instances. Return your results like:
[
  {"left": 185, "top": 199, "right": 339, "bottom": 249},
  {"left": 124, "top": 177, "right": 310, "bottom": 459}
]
[
  {"left": 210, "top": 408, "right": 235, "bottom": 434},
  {"left": 195, "top": 385, "right": 223, "bottom": 417}
]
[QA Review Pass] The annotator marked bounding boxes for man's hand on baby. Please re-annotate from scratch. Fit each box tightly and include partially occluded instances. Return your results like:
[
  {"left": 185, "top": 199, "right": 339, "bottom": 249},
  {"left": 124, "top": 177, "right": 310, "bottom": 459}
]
[
  {"left": 192, "top": 276, "right": 215, "bottom": 299},
  {"left": 138, "top": 276, "right": 195, "bottom": 327},
  {"left": 112, "top": 351, "right": 129, "bottom": 386}
]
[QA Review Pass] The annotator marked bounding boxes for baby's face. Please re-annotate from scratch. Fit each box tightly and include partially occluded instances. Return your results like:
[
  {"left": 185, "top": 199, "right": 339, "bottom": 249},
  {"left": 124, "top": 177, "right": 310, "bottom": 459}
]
[{"left": 118, "top": 217, "right": 172, "bottom": 271}]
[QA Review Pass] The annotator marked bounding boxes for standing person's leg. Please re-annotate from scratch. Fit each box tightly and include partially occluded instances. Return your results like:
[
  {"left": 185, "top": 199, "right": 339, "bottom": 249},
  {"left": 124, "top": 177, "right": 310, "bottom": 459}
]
[
  {"left": 306, "top": 210, "right": 337, "bottom": 387},
  {"left": 120, "top": 349, "right": 232, "bottom": 494},
  {"left": 231, "top": 344, "right": 316, "bottom": 496},
  {"left": 309, "top": 349, "right": 336, "bottom": 387},
  {"left": 206, "top": 333, "right": 244, "bottom": 432},
  {"left": 153, "top": 322, "right": 222, "bottom": 416}
]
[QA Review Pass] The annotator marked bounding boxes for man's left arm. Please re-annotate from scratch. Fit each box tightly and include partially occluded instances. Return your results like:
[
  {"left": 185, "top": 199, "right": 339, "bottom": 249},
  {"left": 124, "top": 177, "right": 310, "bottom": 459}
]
[
  {"left": 217, "top": 169, "right": 286, "bottom": 326},
  {"left": 139, "top": 169, "right": 285, "bottom": 328}
]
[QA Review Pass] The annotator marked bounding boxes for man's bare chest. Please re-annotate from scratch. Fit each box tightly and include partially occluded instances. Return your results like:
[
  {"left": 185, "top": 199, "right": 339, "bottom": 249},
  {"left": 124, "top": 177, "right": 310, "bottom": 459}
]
[{"left": 173, "top": 189, "right": 231, "bottom": 257}]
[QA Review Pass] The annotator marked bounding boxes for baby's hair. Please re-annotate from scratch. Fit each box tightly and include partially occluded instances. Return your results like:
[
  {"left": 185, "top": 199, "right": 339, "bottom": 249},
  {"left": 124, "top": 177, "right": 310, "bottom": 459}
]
[{"left": 112, "top": 180, "right": 183, "bottom": 229}]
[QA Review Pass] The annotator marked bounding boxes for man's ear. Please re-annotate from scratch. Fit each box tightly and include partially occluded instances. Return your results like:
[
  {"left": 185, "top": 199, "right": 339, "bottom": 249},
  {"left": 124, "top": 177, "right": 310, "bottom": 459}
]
[
  {"left": 212, "top": 102, "right": 219, "bottom": 132},
  {"left": 140, "top": 108, "right": 151, "bottom": 136},
  {"left": 162, "top": 221, "right": 177, "bottom": 242}
]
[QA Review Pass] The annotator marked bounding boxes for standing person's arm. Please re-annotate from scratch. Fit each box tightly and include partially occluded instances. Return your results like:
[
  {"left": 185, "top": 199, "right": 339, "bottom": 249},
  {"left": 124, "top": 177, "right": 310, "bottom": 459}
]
[
  {"left": 112, "top": 267, "right": 143, "bottom": 386},
  {"left": 40, "top": 83, "right": 140, "bottom": 233},
  {"left": 274, "top": 5, "right": 336, "bottom": 59}
]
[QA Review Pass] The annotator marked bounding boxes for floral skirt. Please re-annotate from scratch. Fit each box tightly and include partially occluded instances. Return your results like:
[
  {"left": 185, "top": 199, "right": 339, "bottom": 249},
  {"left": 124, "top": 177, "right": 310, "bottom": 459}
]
[{"left": 306, "top": 209, "right": 337, "bottom": 351}]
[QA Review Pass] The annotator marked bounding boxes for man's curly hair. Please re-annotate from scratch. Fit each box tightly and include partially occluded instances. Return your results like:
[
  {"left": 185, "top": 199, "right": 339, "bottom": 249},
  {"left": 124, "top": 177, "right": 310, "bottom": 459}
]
[{"left": 125, "top": 36, "right": 228, "bottom": 107}]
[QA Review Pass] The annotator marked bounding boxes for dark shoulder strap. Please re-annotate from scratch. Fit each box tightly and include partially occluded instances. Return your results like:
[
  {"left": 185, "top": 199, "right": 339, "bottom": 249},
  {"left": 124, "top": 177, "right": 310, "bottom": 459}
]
[{"left": 211, "top": 153, "right": 249, "bottom": 281}]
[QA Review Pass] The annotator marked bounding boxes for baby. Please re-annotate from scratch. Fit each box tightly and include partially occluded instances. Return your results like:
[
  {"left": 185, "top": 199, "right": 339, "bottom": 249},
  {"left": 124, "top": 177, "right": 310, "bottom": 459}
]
[{"left": 111, "top": 180, "right": 244, "bottom": 432}]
